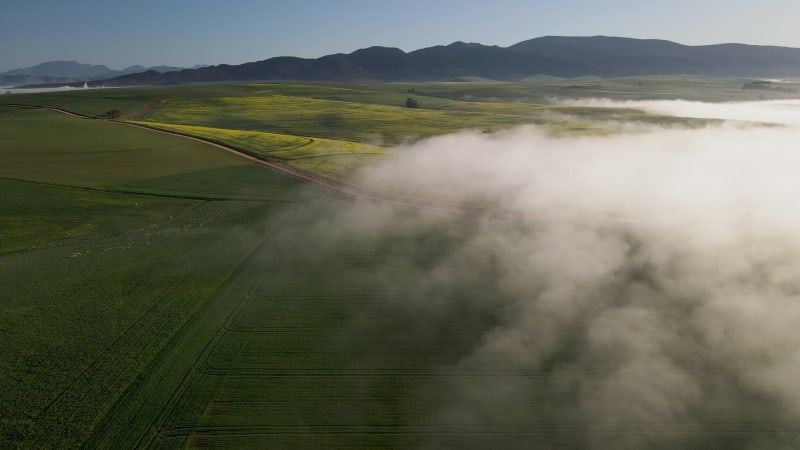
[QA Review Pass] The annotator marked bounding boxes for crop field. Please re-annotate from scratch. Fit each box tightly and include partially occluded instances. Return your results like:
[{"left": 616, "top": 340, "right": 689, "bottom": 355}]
[
  {"left": 0, "top": 109, "right": 251, "bottom": 187},
  {"left": 1, "top": 77, "right": 759, "bottom": 182},
  {"left": 0, "top": 104, "right": 314, "bottom": 448},
  {"left": 136, "top": 121, "right": 385, "bottom": 180},
  {"left": 143, "top": 95, "right": 547, "bottom": 145},
  {"left": 4, "top": 78, "right": 800, "bottom": 449},
  {"left": 84, "top": 205, "right": 515, "bottom": 449}
]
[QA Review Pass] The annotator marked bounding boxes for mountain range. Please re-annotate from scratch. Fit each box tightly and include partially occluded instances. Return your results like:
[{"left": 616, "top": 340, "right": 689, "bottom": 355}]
[
  {"left": 0, "top": 61, "right": 190, "bottom": 86},
  {"left": 10, "top": 36, "right": 800, "bottom": 87}
]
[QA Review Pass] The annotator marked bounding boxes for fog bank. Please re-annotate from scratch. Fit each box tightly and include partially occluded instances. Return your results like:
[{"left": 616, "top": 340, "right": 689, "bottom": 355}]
[{"left": 284, "top": 100, "right": 800, "bottom": 449}]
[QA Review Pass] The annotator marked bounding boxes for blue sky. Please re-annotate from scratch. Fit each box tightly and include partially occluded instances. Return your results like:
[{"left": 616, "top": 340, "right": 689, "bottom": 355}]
[{"left": 1, "top": 0, "right": 799, "bottom": 72}]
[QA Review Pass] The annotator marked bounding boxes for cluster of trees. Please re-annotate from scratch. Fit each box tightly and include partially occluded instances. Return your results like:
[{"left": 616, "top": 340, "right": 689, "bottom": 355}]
[{"left": 404, "top": 87, "right": 419, "bottom": 108}]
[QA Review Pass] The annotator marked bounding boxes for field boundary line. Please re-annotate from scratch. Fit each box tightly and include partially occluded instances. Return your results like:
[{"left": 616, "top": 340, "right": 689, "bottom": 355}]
[
  {"left": 128, "top": 98, "right": 161, "bottom": 120},
  {"left": 84, "top": 231, "right": 266, "bottom": 447},
  {"left": 0, "top": 175, "right": 280, "bottom": 203}
]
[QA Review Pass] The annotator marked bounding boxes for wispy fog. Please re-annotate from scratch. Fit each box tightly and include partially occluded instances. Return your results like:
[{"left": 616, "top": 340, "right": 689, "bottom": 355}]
[
  {"left": 2, "top": 86, "right": 107, "bottom": 94},
  {"left": 281, "top": 100, "right": 800, "bottom": 449}
]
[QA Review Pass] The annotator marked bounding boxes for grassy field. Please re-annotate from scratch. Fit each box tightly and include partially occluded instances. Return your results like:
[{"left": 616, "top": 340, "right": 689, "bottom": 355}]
[
  {"left": 3, "top": 78, "right": 799, "bottom": 448},
  {"left": 0, "top": 191, "right": 281, "bottom": 448},
  {"left": 0, "top": 105, "right": 312, "bottom": 448},
  {"left": 0, "top": 109, "right": 249, "bottom": 187}
]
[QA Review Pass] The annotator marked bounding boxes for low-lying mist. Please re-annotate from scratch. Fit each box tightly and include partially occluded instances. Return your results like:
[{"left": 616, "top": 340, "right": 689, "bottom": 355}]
[{"left": 277, "top": 100, "right": 800, "bottom": 449}]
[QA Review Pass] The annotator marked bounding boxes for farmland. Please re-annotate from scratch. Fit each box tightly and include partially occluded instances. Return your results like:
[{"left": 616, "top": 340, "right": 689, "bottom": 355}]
[
  {"left": 3, "top": 77, "right": 800, "bottom": 449},
  {"left": 0, "top": 104, "right": 315, "bottom": 448},
  {"left": 3, "top": 77, "right": 765, "bottom": 181}
]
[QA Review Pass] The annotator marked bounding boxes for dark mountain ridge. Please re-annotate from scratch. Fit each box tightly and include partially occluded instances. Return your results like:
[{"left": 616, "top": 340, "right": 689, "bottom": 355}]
[{"left": 20, "top": 36, "right": 800, "bottom": 87}]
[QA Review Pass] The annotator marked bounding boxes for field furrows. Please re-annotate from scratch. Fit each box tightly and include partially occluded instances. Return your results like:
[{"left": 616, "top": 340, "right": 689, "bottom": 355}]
[
  {"left": 94, "top": 233, "right": 275, "bottom": 448},
  {"left": 127, "top": 223, "right": 309, "bottom": 448},
  {"left": 1, "top": 199, "right": 259, "bottom": 448},
  {"left": 140, "top": 224, "right": 498, "bottom": 448}
]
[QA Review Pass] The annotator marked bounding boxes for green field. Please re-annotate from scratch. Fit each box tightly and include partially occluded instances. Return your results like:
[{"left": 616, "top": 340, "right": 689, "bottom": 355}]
[
  {"left": 3, "top": 79, "right": 799, "bottom": 449},
  {"left": 0, "top": 104, "right": 317, "bottom": 448},
  {"left": 2, "top": 78, "right": 768, "bottom": 181}
]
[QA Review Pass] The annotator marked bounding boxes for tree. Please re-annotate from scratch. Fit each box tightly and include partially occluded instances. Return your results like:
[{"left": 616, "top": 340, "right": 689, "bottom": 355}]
[{"left": 404, "top": 97, "right": 418, "bottom": 108}]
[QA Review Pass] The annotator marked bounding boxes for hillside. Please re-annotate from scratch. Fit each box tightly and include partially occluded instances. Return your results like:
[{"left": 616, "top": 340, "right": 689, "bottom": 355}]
[{"left": 103, "top": 35, "right": 800, "bottom": 85}]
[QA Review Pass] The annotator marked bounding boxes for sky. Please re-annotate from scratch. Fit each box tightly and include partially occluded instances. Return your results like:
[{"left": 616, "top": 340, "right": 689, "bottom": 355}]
[{"left": 1, "top": 0, "right": 799, "bottom": 72}]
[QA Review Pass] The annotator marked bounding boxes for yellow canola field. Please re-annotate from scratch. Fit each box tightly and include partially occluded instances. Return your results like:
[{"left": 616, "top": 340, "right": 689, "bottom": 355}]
[{"left": 134, "top": 121, "right": 385, "bottom": 179}]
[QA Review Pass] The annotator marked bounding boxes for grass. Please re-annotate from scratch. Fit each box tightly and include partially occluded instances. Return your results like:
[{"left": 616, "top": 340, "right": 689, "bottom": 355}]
[
  {"left": 0, "top": 84, "right": 252, "bottom": 117},
  {"left": 0, "top": 182, "right": 291, "bottom": 448},
  {"left": 115, "top": 164, "right": 305, "bottom": 201},
  {"left": 0, "top": 108, "right": 247, "bottom": 188},
  {"left": 0, "top": 178, "right": 191, "bottom": 254}
]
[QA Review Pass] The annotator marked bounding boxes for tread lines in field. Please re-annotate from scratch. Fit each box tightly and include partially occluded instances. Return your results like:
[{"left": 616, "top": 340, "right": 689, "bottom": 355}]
[
  {"left": 134, "top": 242, "right": 272, "bottom": 449},
  {"left": 0, "top": 176, "right": 281, "bottom": 204},
  {"left": 156, "top": 237, "right": 507, "bottom": 441},
  {"left": 153, "top": 224, "right": 378, "bottom": 442},
  {"left": 146, "top": 223, "right": 308, "bottom": 447},
  {"left": 30, "top": 276, "right": 181, "bottom": 441},
  {"left": 155, "top": 423, "right": 800, "bottom": 434},
  {"left": 19, "top": 203, "right": 211, "bottom": 426},
  {"left": 78, "top": 212, "right": 253, "bottom": 447},
  {"left": 85, "top": 226, "right": 276, "bottom": 448},
  {"left": 157, "top": 253, "right": 488, "bottom": 440}
]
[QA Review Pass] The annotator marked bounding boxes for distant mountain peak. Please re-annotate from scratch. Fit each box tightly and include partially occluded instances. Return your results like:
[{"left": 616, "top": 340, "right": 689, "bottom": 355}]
[
  {"left": 350, "top": 46, "right": 407, "bottom": 58},
  {"left": 1, "top": 60, "right": 113, "bottom": 78},
  {"left": 447, "top": 41, "right": 494, "bottom": 48},
  {"left": 0, "top": 61, "right": 189, "bottom": 87}
]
